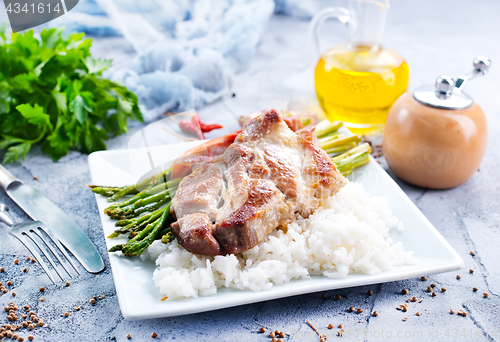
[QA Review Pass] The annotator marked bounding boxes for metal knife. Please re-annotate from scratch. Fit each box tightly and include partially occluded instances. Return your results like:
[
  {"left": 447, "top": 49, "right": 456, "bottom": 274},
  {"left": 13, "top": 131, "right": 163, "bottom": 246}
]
[{"left": 0, "top": 164, "right": 104, "bottom": 273}]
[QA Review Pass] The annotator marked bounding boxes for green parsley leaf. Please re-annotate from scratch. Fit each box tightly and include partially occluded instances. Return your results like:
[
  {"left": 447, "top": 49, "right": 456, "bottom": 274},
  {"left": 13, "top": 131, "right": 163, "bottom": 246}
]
[{"left": 0, "top": 29, "right": 143, "bottom": 163}]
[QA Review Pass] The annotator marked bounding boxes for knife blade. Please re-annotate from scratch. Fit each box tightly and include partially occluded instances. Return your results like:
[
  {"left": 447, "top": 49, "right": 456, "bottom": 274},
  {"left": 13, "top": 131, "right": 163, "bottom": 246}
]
[{"left": 0, "top": 164, "right": 104, "bottom": 273}]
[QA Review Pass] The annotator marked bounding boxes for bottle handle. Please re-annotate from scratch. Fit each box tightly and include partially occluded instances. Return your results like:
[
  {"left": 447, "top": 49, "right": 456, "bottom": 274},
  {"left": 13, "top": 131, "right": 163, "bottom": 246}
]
[{"left": 307, "top": 7, "right": 350, "bottom": 67}]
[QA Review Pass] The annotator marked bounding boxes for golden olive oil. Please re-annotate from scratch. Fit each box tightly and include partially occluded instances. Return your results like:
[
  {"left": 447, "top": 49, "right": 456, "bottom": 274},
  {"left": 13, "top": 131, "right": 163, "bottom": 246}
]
[{"left": 315, "top": 46, "right": 409, "bottom": 133}]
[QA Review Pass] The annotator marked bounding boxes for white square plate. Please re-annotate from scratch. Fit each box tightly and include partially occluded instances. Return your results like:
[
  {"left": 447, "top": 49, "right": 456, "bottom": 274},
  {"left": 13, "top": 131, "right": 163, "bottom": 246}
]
[{"left": 88, "top": 142, "right": 463, "bottom": 320}]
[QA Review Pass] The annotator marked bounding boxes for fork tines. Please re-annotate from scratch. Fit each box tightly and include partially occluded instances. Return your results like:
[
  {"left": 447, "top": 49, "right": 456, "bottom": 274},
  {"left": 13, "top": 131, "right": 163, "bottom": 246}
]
[{"left": 9, "top": 221, "right": 80, "bottom": 284}]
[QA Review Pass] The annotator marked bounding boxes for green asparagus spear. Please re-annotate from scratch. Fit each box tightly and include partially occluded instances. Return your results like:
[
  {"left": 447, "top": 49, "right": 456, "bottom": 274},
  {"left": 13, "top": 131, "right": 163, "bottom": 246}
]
[
  {"left": 321, "top": 134, "right": 361, "bottom": 151},
  {"left": 315, "top": 120, "right": 343, "bottom": 138}
]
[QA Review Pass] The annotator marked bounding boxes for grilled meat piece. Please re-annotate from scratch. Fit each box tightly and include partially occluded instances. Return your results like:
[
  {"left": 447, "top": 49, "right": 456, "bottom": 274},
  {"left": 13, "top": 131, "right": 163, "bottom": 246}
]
[{"left": 171, "top": 110, "right": 346, "bottom": 255}]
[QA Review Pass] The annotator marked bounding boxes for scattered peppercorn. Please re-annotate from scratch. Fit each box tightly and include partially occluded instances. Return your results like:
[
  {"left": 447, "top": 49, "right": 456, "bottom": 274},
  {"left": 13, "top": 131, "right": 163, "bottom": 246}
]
[
  {"left": 7, "top": 281, "right": 12, "bottom": 286},
  {"left": 151, "top": 333, "right": 157, "bottom": 338},
  {"left": 22, "top": 268, "right": 27, "bottom": 273},
  {"left": 406, "top": 299, "right": 411, "bottom": 303},
  {"left": 470, "top": 251, "right": 475, "bottom": 256},
  {"left": 469, "top": 269, "right": 474, "bottom": 274},
  {"left": 473, "top": 287, "right": 478, "bottom": 292},
  {"left": 126, "top": 334, "right": 131, "bottom": 339},
  {"left": 64, "top": 312, "right": 69, "bottom": 317},
  {"left": 31, "top": 259, "right": 36, "bottom": 263},
  {"left": 349, "top": 307, "right": 355, "bottom": 312},
  {"left": 321, "top": 293, "right": 327, "bottom": 299},
  {"left": 27, "top": 257, "right": 31, "bottom": 261},
  {"left": 367, "top": 290, "right": 373, "bottom": 296},
  {"left": 427, "top": 287, "right": 432, "bottom": 292},
  {"left": 338, "top": 324, "right": 343, "bottom": 329},
  {"left": 416, "top": 312, "right": 421, "bottom": 316},
  {"left": 450, "top": 309, "right": 455, "bottom": 314},
  {"left": 402, "top": 317, "right": 407, "bottom": 321},
  {"left": 65, "top": 281, "right": 70, "bottom": 287},
  {"left": 33, "top": 176, "right": 38, "bottom": 180},
  {"left": 335, "top": 294, "right": 342, "bottom": 300},
  {"left": 18, "top": 336, "right": 25, "bottom": 342},
  {"left": 14, "top": 259, "right": 19, "bottom": 265},
  {"left": 75, "top": 306, "right": 80, "bottom": 311},
  {"left": 39, "top": 287, "right": 45, "bottom": 292},
  {"left": 356, "top": 308, "right": 363, "bottom": 314},
  {"left": 28, "top": 335, "right": 34, "bottom": 341},
  {"left": 40, "top": 298, "right": 45, "bottom": 302},
  {"left": 328, "top": 324, "right": 333, "bottom": 329},
  {"left": 270, "top": 332, "right": 275, "bottom": 338},
  {"left": 441, "top": 287, "right": 446, "bottom": 293},
  {"left": 0, "top": 267, "right": 4, "bottom": 272},
  {"left": 90, "top": 298, "right": 96, "bottom": 305},
  {"left": 430, "top": 284, "right": 436, "bottom": 288},
  {"left": 278, "top": 332, "right": 285, "bottom": 338},
  {"left": 456, "top": 275, "right": 461, "bottom": 280},
  {"left": 260, "top": 327, "right": 266, "bottom": 333},
  {"left": 12, "top": 292, "right": 16, "bottom": 297},
  {"left": 38, "top": 320, "right": 44, "bottom": 327},
  {"left": 431, "top": 292, "right": 436, "bottom": 297},
  {"left": 402, "top": 289, "right": 409, "bottom": 295},
  {"left": 483, "top": 292, "right": 489, "bottom": 298},
  {"left": 412, "top": 297, "right": 417, "bottom": 302}
]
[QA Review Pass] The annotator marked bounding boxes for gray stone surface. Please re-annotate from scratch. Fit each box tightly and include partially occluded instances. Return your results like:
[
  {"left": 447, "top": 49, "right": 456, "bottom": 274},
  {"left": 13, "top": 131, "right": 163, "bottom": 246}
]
[{"left": 1, "top": 0, "right": 499, "bottom": 341}]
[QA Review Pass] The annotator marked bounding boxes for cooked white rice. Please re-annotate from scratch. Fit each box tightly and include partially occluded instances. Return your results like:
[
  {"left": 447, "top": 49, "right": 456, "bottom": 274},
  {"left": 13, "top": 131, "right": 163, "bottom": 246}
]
[{"left": 145, "top": 181, "right": 416, "bottom": 299}]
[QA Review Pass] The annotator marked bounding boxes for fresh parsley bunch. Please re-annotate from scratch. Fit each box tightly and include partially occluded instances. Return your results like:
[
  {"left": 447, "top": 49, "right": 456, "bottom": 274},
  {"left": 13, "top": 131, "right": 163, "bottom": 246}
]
[{"left": 0, "top": 26, "right": 143, "bottom": 164}]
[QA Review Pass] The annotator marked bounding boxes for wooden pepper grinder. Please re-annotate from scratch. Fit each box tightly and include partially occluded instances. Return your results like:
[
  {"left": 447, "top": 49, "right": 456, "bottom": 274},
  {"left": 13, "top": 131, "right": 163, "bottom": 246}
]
[{"left": 383, "top": 57, "right": 491, "bottom": 189}]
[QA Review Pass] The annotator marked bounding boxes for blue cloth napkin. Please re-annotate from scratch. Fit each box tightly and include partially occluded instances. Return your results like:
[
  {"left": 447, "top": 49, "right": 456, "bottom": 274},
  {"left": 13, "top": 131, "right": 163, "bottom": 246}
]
[{"left": 50, "top": 0, "right": 317, "bottom": 121}]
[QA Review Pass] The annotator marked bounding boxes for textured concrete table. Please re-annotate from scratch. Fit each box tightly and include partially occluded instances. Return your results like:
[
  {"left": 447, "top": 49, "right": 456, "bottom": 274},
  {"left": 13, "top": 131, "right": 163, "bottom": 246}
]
[{"left": 1, "top": 0, "right": 499, "bottom": 341}]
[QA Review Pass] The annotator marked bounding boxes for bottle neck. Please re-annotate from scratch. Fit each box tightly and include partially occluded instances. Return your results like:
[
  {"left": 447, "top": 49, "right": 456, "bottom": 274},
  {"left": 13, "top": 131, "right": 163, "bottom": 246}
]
[{"left": 348, "top": 0, "right": 388, "bottom": 50}]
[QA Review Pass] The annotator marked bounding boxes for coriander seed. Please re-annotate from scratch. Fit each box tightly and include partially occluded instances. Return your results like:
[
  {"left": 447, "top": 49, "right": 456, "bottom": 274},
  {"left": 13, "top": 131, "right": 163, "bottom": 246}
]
[
  {"left": 357, "top": 308, "right": 363, "bottom": 314},
  {"left": 456, "top": 275, "right": 461, "bottom": 280},
  {"left": 402, "top": 289, "right": 409, "bottom": 295},
  {"left": 367, "top": 290, "right": 373, "bottom": 296},
  {"left": 441, "top": 287, "right": 446, "bottom": 292},
  {"left": 328, "top": 324, "right": 333, "bottom": 329},
  {"left": 335, "top": 294, "right": 341, "bottom": 300},
  {"left": 483, "top": 292, "right": 489, "bottom": 298},
  {"left": 260, "top": 327, "right": 266, "bottom": 333},
  {"left": 469, "top": 269, "right": 474, "bottom": 274},
  {"left": 473, "top": 287, "right": 478, "bottom": 292}
]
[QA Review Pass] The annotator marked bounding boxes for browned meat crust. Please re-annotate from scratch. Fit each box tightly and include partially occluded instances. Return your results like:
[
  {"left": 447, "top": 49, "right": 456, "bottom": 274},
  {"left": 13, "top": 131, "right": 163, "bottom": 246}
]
[{"left": 171, "top": 110, "right": 346, "bottom": 255}]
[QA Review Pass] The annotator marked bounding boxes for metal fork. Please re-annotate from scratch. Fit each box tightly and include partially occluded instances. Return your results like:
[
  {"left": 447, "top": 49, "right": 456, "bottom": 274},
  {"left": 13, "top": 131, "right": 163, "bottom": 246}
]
[{"left": 0, "top": 203, "right": 80, "bottom": 284}]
